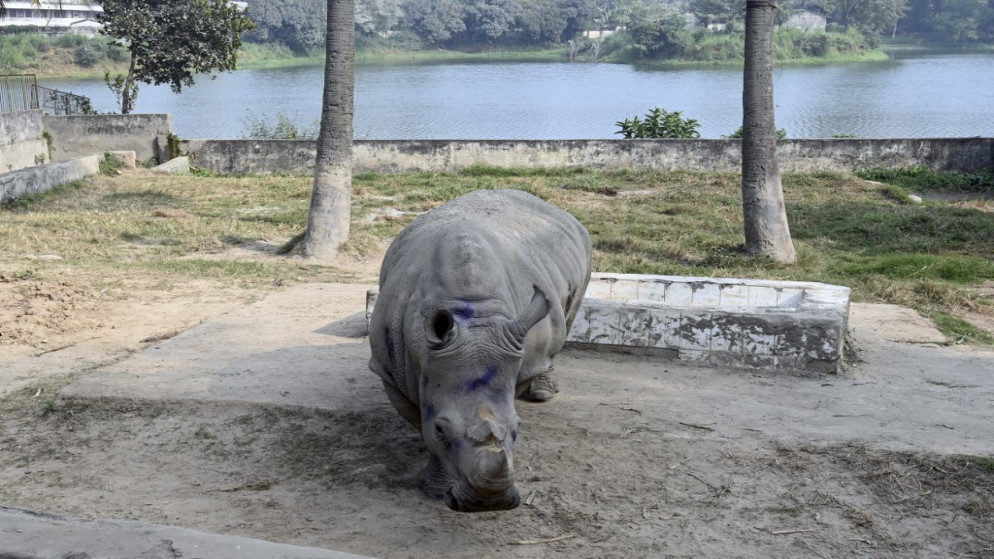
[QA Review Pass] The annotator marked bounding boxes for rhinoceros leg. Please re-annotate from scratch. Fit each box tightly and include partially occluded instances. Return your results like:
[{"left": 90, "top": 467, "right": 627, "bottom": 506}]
[
  {"left": 420, "top": 453, "right": 449, "bottom": 500},
  {"left": 521, "top": 369, "right": 559, "bottom": 402},
  {"left": 381, "top": 380, "right": 421, "bottom": 429}
]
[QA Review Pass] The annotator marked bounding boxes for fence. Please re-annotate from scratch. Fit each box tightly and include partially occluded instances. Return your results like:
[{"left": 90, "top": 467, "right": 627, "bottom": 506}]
[{"left": 0, "top": 74, "right": 93, "bottom": 115}]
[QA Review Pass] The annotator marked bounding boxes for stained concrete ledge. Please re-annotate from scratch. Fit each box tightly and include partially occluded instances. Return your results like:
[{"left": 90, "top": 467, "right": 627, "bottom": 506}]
[
  {"left": 0, "top": 154, "right": 99, "bottom": 204},
  {"left": 570, "top": 273, "right": 851, "bottom": 374},
  {"left": 0, "top": 505, "right": 374, "bottom": 559}
]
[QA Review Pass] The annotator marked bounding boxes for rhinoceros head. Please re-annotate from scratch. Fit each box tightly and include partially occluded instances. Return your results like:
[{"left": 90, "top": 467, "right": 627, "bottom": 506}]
[{"left": 417, "top": 288, "right": 550, "bottom": 512}]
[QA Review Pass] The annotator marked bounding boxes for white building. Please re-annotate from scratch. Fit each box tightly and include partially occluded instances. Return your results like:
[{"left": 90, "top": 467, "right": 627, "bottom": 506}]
[{"left": 0, "top": 0, "right": 103, "bottom": 35}]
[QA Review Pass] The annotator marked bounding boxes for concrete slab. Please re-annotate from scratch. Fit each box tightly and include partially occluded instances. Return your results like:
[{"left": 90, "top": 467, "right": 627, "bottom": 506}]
[
  {"left": 0, "top": 505, "right": 373, "bottom": 559},
  {"left": 152, "top": 155, "right": 190, "bottom": 174},
  {"left": 61, "top": 283, "right": 376, "bottom": 408},
  {"left": 59, "top": 283, "right": 994, "bottom": 457},
  {"left": 849, "top": 302, "right": 947, "bottom": 344}
]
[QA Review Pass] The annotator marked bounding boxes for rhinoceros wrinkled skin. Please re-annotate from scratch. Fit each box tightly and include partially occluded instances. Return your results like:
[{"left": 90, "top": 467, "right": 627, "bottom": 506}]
[{"left": 368, "top": 188, "right": 592, "bottom": 512}]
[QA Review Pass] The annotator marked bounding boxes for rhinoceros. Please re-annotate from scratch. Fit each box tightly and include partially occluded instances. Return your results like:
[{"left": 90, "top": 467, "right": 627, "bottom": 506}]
[{"left": 368, "top": 188, "right": 592, "bottom": 512}]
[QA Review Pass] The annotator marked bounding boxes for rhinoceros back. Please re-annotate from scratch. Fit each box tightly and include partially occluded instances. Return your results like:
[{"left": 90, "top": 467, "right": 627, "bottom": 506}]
[{"left": 368, "top": 189, "right": 592, "bottom": 417}]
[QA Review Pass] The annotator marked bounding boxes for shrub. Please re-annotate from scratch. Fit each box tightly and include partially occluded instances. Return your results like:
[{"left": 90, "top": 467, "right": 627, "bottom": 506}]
[
  {"left": 724, "top": 126, "right": 787, "bottom": 139},
  {"left": 74, "top": 43, "right": 102, "bottom": 67},
  {"left": 241, "top": 111, "right": 318, "bottom": 140},
  {"left": 616, "top": 107, "right": 701, "bottom": 139}
]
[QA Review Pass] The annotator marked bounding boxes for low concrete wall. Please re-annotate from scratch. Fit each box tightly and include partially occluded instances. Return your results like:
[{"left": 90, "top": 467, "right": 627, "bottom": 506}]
[
  {"left": 179, "top": 137, "right": 994, "bottom": 176},
  {"left": 0, "top": 155, "right": 99, "bottom": 204},
  {"left": 0, "top": 109, "right": 48, "bottom": 173},
  {"left": 44, "top": 114, "right": 173, "bottom": 164}
]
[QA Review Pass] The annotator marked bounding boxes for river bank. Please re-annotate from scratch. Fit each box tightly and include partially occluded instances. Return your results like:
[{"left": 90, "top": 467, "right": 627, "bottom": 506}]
[{"left": 1, "top": 33, "right": 901, "bottom": 82}]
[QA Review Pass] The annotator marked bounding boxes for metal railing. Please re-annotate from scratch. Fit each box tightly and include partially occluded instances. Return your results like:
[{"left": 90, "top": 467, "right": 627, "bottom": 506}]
[{"left": 0, "top": 73, "right": 94, "bottom": 115}]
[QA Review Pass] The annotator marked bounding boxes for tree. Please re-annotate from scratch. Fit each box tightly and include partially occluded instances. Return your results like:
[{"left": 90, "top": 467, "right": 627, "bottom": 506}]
[
  {"left": 630, "top": 15, "right": 693, "bottom": 58},
  {"left": 245, "top": 0, "right": 328, "bottom": 54},
  {"left": 300, "top": 0, "right": 356, "bottom": 260},
  {"left": 97, "top": 0, "right": 255, "bottom": 114},
  {"left": 741, "top": 0, "right": 796, "bottom": 262},
  {"left": 831, "top": 0, "right": 907, "bottom": 35}
]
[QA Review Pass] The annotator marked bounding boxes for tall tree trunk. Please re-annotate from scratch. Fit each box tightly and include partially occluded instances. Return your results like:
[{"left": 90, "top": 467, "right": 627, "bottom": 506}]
[
  {"left": 741, "top": 0, "right": 796, "bottom": 263},
  {"left": 301, "top": 0, "right": 355, "bottom": 261}
]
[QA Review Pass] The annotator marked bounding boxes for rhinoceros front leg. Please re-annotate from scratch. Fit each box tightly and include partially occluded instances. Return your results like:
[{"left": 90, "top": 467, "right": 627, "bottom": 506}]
[
  {"left": 519, "top": 369, "right": 559, "bottom": 402},
  {"left": 420, "top": 453, "right": 449, "bottom": 500}
]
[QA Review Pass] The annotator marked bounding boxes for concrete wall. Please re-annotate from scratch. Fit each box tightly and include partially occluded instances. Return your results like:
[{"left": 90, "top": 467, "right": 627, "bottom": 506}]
[
  {"left": 179, "top": 137, "right": 994, "bottom": 176},
  {"left": 44, "top": 114, "right": 173, "bottom": 164},
  {"left": 0, "top": 154, "right": 99, "bottom": 205},
  {"left": 0, "top": 109, "right": 49, "bottom": 173}
]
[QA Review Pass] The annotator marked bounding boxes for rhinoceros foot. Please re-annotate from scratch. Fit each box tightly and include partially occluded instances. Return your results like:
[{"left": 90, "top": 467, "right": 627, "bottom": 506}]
[{"left": 523, "top": 370, "right": 559, "bottom": 402}]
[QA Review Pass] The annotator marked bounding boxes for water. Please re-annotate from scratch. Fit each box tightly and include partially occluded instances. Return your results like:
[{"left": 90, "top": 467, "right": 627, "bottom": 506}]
[{"left": 40, "top": 52, "right": 994, "bottom": 140}]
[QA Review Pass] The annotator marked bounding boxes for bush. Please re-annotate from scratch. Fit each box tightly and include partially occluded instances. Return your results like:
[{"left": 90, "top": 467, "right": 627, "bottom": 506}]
[
  {"left": 616, "top": 107, "right": 701, "bottom": 139},
  {"left": 74, "top": 43, "right": 103, "bottom": 67},
  {"left": 724, "top": 126, "right": 787, "bottom": 139},
  {"left": 241, "top": 111, "right": 318, "bottom": 140}
]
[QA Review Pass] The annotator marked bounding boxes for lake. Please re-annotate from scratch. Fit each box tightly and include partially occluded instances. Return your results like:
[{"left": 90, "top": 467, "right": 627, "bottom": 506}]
[{"left": 40, "top": 51, "right": 994, "bottom": 140}]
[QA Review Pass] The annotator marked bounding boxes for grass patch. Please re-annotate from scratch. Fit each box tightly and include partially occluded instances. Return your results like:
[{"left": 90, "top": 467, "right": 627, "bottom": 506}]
[
  {"left": 858, "top": 167, "right": 994, "bottom": 193},
  {"left": 2, "top": 168, "right": 992, "bottom": 344},
  {"left": 930, "top": 314, "right": 994, "bottom": 345}
]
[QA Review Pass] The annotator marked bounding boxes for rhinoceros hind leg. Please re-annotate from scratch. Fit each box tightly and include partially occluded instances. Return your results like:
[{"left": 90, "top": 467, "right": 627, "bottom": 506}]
[
  {"left": 523, "top": 370, "right": 559, "bottom": 402},
  {"left": 420, "top": 454, "right": 449, "bottom": 501}
]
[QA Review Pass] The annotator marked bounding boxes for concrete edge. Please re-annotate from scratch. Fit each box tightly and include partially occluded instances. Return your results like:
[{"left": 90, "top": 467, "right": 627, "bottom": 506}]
[
  {"left": 0, "top": 154, "right": 99, "bottom": 204},
  {"left": 0, "top": 505, "right": 376, "bottom": 559},
  {"left": 151, "top": 155, "right": 189, "bottom": 174}
]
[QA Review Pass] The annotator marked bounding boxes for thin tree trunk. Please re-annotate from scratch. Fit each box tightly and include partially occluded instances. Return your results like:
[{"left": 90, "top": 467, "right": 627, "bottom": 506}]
[
  {"left": 741, "top": 0, "right": 796, "bottom": 263},
  {"left": 121, "top": 50, "right": 138, "bottom": 115},
  {"left": 301, "top": 0, "right": 355, "bottom": 261}
]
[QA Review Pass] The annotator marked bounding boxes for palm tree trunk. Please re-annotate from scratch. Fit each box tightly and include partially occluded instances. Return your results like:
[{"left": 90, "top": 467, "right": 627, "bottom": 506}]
[
  {"left": 741, "top": 0, "right": 796, "bottom": 263},
  {"left": 301, "top": 0, "right": 355, "bottom": 261}
]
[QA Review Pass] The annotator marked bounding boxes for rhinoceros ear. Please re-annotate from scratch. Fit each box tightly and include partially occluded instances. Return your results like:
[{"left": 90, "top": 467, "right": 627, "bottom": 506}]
[
  {"left": 425, "top": 309, "right": 457, "bottom": 349},
  {"left": 507, "top": 287, "right": 550, "bottom": 347}
]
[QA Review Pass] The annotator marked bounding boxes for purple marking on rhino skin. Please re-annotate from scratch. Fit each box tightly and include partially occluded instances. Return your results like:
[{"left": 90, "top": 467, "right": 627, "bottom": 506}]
[
  {"left": 465, "top": 366, "right": 498, "bottom": 393},
  {"left": 423, "top": 403, "right": 435, "bottom": 423},
  {"left": 452, "top": 303, "right": 474, "bottom": 321},
  {"left": 511, "top": 430, "right": 517, "bottom": 441}
]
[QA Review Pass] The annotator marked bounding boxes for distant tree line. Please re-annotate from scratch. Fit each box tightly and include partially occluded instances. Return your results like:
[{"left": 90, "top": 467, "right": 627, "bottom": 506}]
[{"left": 241, "top": 0, "right": 993, "bottom": 56}]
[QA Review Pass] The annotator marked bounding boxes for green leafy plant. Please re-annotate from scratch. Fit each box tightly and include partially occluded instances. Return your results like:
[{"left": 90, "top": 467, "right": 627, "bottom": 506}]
[
  {"left": 99, "top": 152, "right": 122, "bottom": 175},
  {"left": 241, "top": 111, "right": 318, "bottom": 140},
  {"left": 724, "top": 126, "right": 787, "bottom": 139},
  {"left": 616, "top": 107, "right": 701, "bottom": 139}
]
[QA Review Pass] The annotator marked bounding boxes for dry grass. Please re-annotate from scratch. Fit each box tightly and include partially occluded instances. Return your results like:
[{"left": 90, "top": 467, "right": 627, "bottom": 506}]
[{"left": 2, "top": 166, "right": 992, "bottom": 343}]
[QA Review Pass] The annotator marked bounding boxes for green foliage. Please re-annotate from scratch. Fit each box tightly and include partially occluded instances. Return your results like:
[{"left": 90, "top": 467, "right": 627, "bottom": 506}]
[
  {"left": 629, "top": 15, "right": 693, "bottom": 59},
  {"left": 0, "top": 32, "right": 127, "bottom": 74},
  {"left": 616, "top": 107, "right": 702, "bottom": 139},
  {"left": 74, "top": 43, "right": 103, "bottom": 68},
  {"left": 99, "top": 0, "right": 256, "bottom": 113},
  {"left": 241, "top": 111, "right": 318, "bottom": 139},
  {"left": 931, "top": 314, "right": 994, "bottom": 345},
  {"left": 99, "top": 153, "right": 122, "bottom": 176},
  {"left": 0, "top": 32, "right": 49, "bottom": 71},
  {"left": 725, "top": 126, "right": 788, "bottom": 139},
  {"left": 857, "top": 167, "right": 994, "bottom": 193}
]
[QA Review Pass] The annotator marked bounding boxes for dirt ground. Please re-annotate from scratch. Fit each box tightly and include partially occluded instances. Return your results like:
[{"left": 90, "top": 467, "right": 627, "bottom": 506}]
[{"left": 2, "top": 249, "right": 994, "bottom": 558}]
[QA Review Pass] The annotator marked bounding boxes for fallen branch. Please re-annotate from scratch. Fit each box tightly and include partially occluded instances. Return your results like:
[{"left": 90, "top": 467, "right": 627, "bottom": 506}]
[
  {"left": 679, "top": 421, "right": 715, "bottom": 431},
  {"left": 34, "top": 336, "right": 102, "bottom": 357},
  {"left": 513, "top": 534, "right": 576, "bottom": 545},
  {"left": 767, "top": 528, "right": 818, "bottom": 535}
]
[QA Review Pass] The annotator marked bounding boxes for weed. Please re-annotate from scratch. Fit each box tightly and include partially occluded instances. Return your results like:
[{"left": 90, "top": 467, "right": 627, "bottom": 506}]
[{"left": 858, "top": 167, "right": 994, "bottom": 193}]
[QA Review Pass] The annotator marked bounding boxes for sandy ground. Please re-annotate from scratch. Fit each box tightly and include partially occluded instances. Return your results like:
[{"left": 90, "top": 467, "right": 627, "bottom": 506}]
[{"left": 1, "top": 251, "right": 994, "bottom": 559}]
